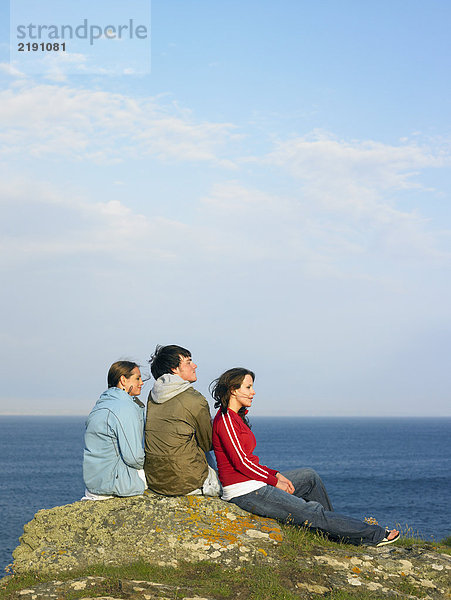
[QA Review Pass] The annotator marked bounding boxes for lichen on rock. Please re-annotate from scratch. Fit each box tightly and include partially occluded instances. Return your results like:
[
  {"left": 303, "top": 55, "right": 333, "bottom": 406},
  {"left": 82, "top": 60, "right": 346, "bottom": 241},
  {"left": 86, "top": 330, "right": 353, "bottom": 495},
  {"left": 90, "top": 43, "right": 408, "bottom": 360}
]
[
  {"left": 301, "top": 545, "right": 451, "bottom": 598},
  {"left": 12, "top": 492, "right": 283, "bottom": 574}
]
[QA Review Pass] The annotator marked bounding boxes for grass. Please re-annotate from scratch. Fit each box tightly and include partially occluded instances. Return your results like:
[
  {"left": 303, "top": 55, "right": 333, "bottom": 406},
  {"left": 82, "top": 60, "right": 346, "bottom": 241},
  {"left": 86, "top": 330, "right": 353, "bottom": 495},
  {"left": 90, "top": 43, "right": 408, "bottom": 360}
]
[
  {"left": 392, "top": 524, "right": 451, "bottom": 555},
  {"left": 1, "top": 526, "right": 450, "bottom": 600},
  {"left": 279, "top": 523, "right": 364, "bottom": 559},
  {"left": 0, "top": 560, "right": 299, "bottom": 600},
  {"left": 0, "top": 562, "right": 387, "bottom": 600}
]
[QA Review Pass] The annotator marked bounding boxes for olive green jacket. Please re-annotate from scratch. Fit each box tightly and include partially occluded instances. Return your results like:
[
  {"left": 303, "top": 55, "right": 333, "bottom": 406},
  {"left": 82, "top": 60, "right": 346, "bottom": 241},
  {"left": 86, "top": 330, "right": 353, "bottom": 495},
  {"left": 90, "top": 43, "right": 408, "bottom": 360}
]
[{"left": 144, "top": 378, "right": 212, "bottom": 495}]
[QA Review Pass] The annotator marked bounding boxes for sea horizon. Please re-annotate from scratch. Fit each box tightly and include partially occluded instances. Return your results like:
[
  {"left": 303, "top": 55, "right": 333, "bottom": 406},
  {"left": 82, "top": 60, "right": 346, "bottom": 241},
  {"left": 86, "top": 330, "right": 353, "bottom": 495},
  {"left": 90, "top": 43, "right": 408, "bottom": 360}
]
[{"left": 1, "top": 413, "right": 450, "bottom": 418}]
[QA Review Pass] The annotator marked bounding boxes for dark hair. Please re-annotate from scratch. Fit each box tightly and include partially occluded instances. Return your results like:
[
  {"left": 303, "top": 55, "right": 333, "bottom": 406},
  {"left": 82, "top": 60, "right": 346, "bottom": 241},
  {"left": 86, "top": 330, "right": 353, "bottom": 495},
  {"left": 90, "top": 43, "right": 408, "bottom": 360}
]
[
  {"left": 210, "top": 367, "right": 255, "bottom": 427},
  {"left": 149, "top": 344, "right": 191, "bottom": 380},
  {"left": 107, "top": 361, "right": 139, "bottom": 388}
]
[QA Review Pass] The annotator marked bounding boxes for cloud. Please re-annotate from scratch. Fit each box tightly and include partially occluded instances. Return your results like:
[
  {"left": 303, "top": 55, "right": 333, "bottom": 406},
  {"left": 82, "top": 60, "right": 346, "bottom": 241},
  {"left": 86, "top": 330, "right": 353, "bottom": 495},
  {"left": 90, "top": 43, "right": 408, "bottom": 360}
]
[
  {"left": 39, "top": 52, "right": 91, "bottom": 81},
  {"left": 0, "top": 176, "right": 190, "bottom": 267},
  {"left": 0, "top": 81, "right": 240, "bottom": 165},
  {"left": 0, "top": 74, "right": 449, "bottom": 274},
  {"left": 0, "top": 172, "right": 328, "bottom": 276},
  {"left": 0, "top": 62, "right": 27, "bottom": 79},
  {"left": 199, "top": 170, "right": 449, "bottom": 274},
  {"left": 2, "top": 157, "right": 449, "bottom": 285},
  {"left": 266, "top": 130, "right": 447, "bottom": 201},
  {"left": 199, "top": 181, "right": 321, "bottom": 262},
  {"left": 261, "top": 131, "right": 451, "bottom": 262},
  {"left": 0, "top": 131, "right": 450, "bottom": 415}
]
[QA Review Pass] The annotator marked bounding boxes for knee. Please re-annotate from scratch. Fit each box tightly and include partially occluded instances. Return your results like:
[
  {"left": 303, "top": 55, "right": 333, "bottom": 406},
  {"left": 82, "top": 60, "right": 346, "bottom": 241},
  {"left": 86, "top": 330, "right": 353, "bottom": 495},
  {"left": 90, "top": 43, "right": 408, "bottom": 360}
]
[{"left": 303, "top": 467, "right": 320, "bottom": 483}]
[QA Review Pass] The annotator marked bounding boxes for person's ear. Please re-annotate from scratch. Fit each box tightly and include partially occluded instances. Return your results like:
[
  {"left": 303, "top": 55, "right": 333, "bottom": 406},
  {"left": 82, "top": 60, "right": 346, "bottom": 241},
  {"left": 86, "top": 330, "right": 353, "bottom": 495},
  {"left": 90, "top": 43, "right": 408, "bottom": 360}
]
[{"left": 118, "top": 375, "right": 127, "bottom": 389}]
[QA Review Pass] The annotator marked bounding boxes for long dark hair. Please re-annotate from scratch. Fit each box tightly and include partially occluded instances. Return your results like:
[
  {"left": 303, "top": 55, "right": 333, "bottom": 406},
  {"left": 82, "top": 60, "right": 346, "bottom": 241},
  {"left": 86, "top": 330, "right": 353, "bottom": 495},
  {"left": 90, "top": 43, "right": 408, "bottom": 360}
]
[{"left": 209, "top": 367, "right": 255, "bottom": 427}]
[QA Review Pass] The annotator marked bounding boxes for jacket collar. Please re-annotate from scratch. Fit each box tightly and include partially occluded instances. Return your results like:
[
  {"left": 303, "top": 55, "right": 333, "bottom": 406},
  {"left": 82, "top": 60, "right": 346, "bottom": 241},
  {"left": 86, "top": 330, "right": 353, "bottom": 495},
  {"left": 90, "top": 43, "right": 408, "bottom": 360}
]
[{"left": 150, "top": 373, "right": 192, "bottom": 404}]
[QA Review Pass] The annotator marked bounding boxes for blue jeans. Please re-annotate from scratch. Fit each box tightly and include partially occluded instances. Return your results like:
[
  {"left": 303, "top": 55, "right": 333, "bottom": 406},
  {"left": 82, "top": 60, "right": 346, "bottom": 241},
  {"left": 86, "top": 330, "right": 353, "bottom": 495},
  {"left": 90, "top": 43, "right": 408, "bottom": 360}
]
[{"left": 229, "top": 468, "right": 385, "bottom": 545}]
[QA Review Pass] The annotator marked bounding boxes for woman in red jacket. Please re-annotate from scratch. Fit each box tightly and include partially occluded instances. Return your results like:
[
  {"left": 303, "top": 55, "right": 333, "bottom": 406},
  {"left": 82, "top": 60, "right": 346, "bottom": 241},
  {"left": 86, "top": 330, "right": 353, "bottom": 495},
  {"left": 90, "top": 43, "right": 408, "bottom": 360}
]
[{"left": 211, "top": 367, "right": 399, "bottom": 547}]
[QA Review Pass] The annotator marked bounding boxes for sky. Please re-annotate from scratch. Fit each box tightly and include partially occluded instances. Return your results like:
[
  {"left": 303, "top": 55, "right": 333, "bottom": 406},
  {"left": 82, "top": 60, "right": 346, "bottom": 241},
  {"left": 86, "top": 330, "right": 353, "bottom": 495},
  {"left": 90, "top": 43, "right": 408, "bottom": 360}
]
[{"left": 0, "top": 0, "right": 450, "bottom": 416}]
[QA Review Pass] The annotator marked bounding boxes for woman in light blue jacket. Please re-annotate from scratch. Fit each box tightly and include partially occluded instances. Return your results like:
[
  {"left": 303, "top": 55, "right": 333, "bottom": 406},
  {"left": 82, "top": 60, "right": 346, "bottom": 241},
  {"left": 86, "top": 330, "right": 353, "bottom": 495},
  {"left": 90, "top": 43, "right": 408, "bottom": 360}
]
[{"left": 83, "top": 361, "right": 146, "bottom": 499}]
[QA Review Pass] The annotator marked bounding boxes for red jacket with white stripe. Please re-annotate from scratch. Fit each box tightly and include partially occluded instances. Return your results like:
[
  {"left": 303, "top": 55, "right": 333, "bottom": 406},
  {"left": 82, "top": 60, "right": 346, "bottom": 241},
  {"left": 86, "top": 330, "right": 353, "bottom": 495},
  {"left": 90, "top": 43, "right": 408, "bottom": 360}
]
[{"left": 212, "top": 408, "right": 278, "bottom": 487}]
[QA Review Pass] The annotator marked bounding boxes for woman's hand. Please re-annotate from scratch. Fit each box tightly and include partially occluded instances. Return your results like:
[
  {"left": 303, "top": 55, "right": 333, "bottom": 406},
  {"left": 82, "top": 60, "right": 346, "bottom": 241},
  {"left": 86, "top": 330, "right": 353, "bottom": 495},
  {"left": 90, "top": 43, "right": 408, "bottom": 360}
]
[{"left": 275, "top": 472, "right": 295, "bottom": 494}]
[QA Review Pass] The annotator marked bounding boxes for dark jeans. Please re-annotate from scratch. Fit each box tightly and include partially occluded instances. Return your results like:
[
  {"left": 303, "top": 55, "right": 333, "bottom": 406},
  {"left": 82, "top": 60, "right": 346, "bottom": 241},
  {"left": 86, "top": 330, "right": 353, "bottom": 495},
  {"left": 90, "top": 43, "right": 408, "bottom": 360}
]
[{"left": 229, "top": 468, "right": 385, "bottom": 545}]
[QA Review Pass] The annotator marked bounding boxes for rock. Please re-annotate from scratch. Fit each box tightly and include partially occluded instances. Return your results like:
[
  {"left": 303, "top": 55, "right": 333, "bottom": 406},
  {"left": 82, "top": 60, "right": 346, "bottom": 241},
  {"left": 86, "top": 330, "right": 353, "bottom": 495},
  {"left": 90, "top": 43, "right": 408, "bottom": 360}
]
[
  {"left": 1, "top": 576, "right": 217, "bottom": 600},
  {"left": 305, "top": 545, "right": 451, "bottom": 599},
  {"left": 6, "top": 546, "right": 451, "bottom": 600},
  {"left": 296, "top": 582, "right": 330, "bottom": 594},
  {"left": 6, "top": 494, "right": 451, "bottom": 599},
  {"left": 12, "top": 492, "right": 283, "bottom": 574}
]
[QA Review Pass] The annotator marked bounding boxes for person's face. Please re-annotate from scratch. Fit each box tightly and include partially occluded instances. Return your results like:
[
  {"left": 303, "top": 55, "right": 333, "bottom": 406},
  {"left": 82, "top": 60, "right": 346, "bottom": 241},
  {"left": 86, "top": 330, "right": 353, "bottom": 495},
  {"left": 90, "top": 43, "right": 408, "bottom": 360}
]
[
  {"left": 173, "top": 355, "right": 197, "bottom": 382},
  {"left": 230, "top": 374, "right": 255, "bottom": 410},
  {"left": 120, "top": 367, "right": 144, "bottom": 396}
]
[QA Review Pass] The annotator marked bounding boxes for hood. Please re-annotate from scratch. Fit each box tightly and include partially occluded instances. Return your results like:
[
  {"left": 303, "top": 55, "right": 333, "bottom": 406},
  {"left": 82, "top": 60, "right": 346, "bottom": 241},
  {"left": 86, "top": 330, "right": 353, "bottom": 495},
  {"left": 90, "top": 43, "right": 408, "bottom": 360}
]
[
  {"left": 151, "top": 373, "right": 192, "bottom": 404},
  {"left": 95, "top": 387, "right": 144, "bottom": 408}
]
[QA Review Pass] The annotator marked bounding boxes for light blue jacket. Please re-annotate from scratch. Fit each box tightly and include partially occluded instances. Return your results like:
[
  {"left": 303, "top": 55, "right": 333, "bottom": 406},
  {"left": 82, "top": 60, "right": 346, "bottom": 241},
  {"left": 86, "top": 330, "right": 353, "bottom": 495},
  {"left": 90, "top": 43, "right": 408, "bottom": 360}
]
[{"left": 83, "top": 387, "right": 146, "bottom": 497}]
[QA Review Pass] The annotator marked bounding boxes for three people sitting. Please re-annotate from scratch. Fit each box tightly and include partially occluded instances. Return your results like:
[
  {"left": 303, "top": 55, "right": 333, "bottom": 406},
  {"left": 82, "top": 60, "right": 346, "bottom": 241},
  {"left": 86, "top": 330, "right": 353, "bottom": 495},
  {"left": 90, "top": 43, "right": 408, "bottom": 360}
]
[{"left": 82, "top": 349, "right": 399, "bottom": 547}]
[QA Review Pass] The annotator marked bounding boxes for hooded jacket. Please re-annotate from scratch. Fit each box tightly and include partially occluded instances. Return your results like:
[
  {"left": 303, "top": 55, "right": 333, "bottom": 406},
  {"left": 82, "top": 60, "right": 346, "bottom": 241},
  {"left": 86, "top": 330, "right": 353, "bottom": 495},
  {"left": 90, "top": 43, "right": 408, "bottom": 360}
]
[
  {"left": 83, "top": 387, "right": 146, "bottom": 497},
  {"left": 144, "top": 374, "right": 212, "bottom": 495}
]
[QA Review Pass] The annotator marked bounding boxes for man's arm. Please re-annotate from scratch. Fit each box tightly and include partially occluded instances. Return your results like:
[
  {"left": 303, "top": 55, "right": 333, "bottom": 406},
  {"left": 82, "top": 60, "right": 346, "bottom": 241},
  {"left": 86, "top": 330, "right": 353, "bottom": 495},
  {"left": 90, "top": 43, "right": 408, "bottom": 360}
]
[{"left": 193, "top": 398, "right": 213, "bottom": 452}]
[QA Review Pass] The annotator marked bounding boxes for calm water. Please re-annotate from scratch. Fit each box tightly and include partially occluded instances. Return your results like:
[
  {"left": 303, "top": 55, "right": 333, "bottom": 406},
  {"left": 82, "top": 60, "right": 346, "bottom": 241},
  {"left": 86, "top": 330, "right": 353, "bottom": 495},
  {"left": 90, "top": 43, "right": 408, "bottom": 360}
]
[{"left": 0, "top": 416, "right": 450, "bottom": 571}]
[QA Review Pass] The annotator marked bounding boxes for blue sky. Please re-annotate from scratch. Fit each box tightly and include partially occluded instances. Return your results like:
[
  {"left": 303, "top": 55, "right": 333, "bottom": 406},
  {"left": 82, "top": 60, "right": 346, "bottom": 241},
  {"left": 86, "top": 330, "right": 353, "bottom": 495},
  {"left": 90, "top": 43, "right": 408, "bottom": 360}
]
[{"left": 1, "top": 0, "right": 450, "bottom": 416}]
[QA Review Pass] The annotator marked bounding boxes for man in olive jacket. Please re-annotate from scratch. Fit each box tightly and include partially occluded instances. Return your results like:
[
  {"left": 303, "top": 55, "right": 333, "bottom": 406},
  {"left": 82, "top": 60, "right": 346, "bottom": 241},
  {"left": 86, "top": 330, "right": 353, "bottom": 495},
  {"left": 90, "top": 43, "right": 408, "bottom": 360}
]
[{"left": 144, "top": 344, "right": 219, "bottom": 496}]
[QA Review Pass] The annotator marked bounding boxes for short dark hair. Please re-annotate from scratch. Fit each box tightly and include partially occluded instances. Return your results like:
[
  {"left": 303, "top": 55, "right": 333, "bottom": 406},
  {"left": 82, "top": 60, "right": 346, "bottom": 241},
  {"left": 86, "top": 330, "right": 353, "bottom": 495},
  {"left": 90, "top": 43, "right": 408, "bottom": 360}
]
[
  {"left": 149, "top": 345, "right": 191, "bottom": 380},
  {"left": 209, "top": 367, "right": 255, "bottom": 427},
  {"left": 107, "top": 361, "right": 139, "bottom": 388}
]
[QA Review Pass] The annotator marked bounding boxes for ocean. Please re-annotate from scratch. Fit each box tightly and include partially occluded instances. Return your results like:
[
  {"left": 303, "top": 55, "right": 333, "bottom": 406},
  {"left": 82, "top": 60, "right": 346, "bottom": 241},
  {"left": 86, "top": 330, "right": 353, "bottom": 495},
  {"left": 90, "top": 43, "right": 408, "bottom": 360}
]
[{"left": 0, "top": 416, "right": 450, "bottom": 572}]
